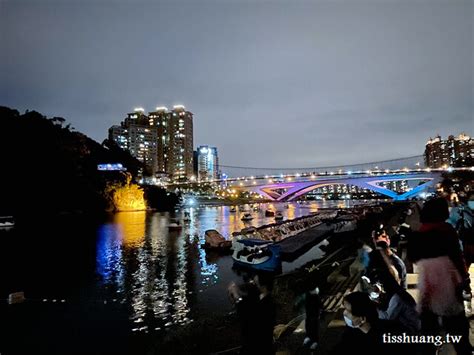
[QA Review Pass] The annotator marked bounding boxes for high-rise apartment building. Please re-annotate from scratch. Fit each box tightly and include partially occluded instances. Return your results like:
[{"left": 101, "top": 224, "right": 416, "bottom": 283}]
[
  {"left": 108, "top": 125, "right": 128, "bottom": 150},
  {"left": 197, "top": 145, "right": 219, "bottom": 180},
  {"left": 424, "top": 133, "right": 473, "bottom": 168},
  {"left": 108, "top": 105, "right": 194, "bottom": 180},
  {"left": 168, "top": 105, "right": 194, "bottom": 181},
  {"left": 148, "top": 107, "right": 170, "bottom": 174},
  {"left": 109, "top": 108, "right": 159, "bottom": 174}
]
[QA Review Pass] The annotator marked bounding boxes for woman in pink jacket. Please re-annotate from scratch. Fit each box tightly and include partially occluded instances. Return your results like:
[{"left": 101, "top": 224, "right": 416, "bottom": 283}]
[{"left": 409, "top": 197, "right": 472, "bottom": 355}]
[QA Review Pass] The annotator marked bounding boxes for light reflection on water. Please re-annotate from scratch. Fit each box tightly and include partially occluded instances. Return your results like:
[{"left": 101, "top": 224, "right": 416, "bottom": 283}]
[
  {"left": 95, "top": 200, "right": 364, "bottom": 330},
  {"left": 96, "top": 211, "right": 193, "bottom": 329}
]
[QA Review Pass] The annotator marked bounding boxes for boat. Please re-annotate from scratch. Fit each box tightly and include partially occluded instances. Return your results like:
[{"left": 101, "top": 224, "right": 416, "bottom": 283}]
[
  {"left": 231, "top": 239, "right": 281, "bottom": 272},
  {"left": 265, "top": 210, "right": 275, "bottom": 217},
  {"left": 168, "top": 219, "right": 182, "bottom": 231},
  {"left": 0, "top": 216, "right": 14, "bottom": 230},
  {"left": 203, "top": 229, "right": 232, "bottom": 250},
  {"left": 241, "top": 213, "right": 253, "bottom": 221},
  {"left": 274, "top": 212, "right": 284, "bottom": 221}
]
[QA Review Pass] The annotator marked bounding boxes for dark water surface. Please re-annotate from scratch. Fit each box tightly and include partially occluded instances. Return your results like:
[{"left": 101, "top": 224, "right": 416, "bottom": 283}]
[{"left": 0, "top": 200, "right": 368, "bottom": 354}]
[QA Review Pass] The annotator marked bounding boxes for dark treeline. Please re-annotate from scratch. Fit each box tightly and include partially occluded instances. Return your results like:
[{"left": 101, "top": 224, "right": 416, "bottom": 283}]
[{"left": 0, "top": 106, "right": 176, "bottom": 217}]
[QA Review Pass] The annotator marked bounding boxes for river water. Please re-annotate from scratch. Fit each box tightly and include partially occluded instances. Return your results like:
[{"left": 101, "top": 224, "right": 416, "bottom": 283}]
[{"left": 0, "top": 200, "right": 371, "bottom": 353}]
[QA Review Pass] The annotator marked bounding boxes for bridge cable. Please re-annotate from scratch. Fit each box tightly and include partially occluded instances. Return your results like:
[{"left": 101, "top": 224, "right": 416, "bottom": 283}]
[{"left": 218, "top": 155, "right": 423, "bottom": 171}]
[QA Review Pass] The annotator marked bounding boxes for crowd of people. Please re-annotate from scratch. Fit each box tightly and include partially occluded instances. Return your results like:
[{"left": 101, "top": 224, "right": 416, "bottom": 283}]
[
  {"left": 227, "top": 191, "right": 474, "bottom": 354},
  {"left": 338, "top": 192, "right": 474, "bottom": 355}
]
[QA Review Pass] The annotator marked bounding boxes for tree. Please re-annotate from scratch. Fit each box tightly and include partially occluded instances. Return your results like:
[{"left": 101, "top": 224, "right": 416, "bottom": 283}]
[
  {"left": 103, "top": 174, "right": 146, "bottom": 211},
  {"left": 50, "top": 117, "right": 66, "bottom": 126}
]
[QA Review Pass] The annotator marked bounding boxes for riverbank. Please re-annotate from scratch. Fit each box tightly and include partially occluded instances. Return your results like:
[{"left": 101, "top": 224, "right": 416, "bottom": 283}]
[{"left": 145, "top": 202, "right": 407, "bottom": 354}]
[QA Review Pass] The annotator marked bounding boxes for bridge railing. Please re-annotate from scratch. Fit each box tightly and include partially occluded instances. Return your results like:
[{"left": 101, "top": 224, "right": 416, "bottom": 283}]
[{"left": 223, "top": 170, "right": 442, "bottom": 188}]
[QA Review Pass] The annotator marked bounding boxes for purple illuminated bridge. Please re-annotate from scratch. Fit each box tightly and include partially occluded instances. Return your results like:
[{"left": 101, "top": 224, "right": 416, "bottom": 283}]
[
  {"left": 238, "top": 171, "right": 442, "bottom": 201},
  {"left": 172, "top": 155, "right": 473, "bottom": 201}
]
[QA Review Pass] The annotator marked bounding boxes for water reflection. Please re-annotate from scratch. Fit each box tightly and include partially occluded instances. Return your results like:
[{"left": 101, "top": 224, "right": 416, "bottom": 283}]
[
  {"left": 96, "top": 211, "right": 193, "bottom": 329},
  {"left": 117, "top": 211, "right": 146, "bottom": 248},
  {"left": 95, "top": 200, "right": 369, "bottom": 330},
  {"left": 96, "top": 224, "right": 125, "bottom": 291},
  {"left": 188, "top": 207, "right": 220, "bottom": 286}
]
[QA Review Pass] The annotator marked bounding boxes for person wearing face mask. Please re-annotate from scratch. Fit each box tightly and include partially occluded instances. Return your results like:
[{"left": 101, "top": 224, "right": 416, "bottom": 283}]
[
  {"left": 331, "top": 292, "right": 409, "bottom": 355},
  {"left": 373, "top": 267, "right": 421, "bottom": 335}
]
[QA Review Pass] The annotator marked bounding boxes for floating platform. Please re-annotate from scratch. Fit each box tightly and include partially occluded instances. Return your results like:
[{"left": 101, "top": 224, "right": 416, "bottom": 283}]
[{"left": 277, "top": 224, "right": 334, "bottom": 262}]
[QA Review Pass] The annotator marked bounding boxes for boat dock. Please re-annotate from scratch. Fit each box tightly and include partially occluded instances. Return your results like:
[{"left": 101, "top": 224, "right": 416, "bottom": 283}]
[{"left": 277, "top": 223, "right": 334, "bottom": 262}]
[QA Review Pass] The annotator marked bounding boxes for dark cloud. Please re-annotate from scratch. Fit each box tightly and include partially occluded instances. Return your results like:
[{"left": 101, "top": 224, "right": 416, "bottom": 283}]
[{"left": 1, "top": 0, "right": 472, "bottom": 167}]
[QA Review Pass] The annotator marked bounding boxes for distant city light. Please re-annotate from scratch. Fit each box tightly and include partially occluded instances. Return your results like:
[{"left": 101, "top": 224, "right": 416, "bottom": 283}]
[
  {"left": 186, "top": 197, "right": 196, "bottom": 206},
  {"left": 97, "top": 163, "right": 126, "bottom": 171}
]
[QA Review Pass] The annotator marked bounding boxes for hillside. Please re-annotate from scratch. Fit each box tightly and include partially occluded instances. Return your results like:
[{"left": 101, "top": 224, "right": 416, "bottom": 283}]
[{"left": 0, "top": 106, "right": 147, "bottom": 216}]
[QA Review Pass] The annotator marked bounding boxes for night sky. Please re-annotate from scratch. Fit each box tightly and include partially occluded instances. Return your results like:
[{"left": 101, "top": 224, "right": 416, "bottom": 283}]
[{"left": 1, "top": 0, "right": 472, "bottom": 167}]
